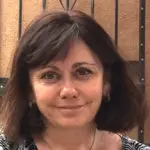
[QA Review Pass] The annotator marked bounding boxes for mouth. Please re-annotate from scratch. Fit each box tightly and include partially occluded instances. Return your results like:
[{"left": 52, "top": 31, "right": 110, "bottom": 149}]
[
  {"left": 57, "top": 105, "right": 85, "bottom": 109},
  {"left": 53, "top": 103, "right": 91, "bottom": 115},
  {"left": 56, "top": 102, "right": 91, "bottom": 110}
]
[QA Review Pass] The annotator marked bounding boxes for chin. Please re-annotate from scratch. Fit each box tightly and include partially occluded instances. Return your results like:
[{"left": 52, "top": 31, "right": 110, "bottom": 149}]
[{"left": 55, "top": 119, "right": 89, "bottom": 128}]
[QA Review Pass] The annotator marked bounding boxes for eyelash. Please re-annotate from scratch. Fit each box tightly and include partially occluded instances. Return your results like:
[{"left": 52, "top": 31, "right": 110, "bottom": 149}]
[
  {"left": 40, "top": 71, "right": 60, "bottom": 82},
  {"left": 39, "top": 67, "right": 93, "bottom": 82},
  {"left": 74, "top": 67, "right": 93, "bottom": 79}
]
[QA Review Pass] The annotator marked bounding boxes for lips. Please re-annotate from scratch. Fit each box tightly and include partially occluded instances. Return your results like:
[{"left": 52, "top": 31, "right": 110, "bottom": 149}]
[
  {"left": 54, "top": 102, "right": 91, "bottom": 110},
  {"left": 57, "top": 105, "right": 84, "bottom": 109}
]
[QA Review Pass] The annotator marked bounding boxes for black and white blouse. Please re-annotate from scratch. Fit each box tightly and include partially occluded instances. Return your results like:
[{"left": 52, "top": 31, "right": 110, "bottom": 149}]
[{"left": 0, "top": 134, "right": 150, "bottom": 150}]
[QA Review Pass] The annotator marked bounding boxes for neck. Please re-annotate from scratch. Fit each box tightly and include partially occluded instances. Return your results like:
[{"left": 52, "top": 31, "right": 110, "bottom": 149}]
[{"left": 39, "top": 123, "right": 96, "bottom": 150}]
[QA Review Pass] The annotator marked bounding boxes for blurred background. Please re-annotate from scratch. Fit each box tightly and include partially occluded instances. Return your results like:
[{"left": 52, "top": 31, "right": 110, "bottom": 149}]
[{"left": 0, "top": 0, "right": 149, "bottom": 144}]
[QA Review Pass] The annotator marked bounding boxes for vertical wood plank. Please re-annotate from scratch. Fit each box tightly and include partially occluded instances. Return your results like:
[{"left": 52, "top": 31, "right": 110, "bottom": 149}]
[
  {"left": 118, "top": 0, "right": 139, "bottom": 61},
  {"left": 0, "top": 0, "right": 19, "bottom": 77},
  {"left": 22, "top": 1, "right": 42, "bottom": 34},
  {"left": 94, "top": 0, "right": 115, "bottom": 40}
]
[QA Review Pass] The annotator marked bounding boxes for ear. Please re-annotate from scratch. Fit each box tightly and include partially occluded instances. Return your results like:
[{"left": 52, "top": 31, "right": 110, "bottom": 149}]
[{"left": 103, "top": 82, "right": 111, "bottom": 96}]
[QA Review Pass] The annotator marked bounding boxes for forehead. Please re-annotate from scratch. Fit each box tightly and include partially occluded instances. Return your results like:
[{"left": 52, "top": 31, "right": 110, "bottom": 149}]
[{"left": 50, "top": 40, "right": 101, "bottom": 66}]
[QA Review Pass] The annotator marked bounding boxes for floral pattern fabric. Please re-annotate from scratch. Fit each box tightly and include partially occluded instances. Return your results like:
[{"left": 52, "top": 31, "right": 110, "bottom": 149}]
[{"left": 0, "top": 134, "right": 150, "bottom": 150}]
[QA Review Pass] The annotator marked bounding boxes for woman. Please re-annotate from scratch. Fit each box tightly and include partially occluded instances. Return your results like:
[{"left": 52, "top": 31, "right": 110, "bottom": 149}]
[{"left": 0, "top": 10, "right": 149, "bottom": 150}]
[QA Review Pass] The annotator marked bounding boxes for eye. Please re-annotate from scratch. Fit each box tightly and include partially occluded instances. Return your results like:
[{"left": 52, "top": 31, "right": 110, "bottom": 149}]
[
  {"left": 40, "top": 71, "right": 60, "bottom": 82},
  {"left": 74, "top": 67, "right": 93, "bottom": 80},
  {"left": 77, "top": 68, "right": 92, "bottom": 75}
]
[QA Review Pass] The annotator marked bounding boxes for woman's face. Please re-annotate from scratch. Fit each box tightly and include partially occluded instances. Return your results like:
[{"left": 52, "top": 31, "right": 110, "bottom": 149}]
[{"left": 29, "top": 40, "right": 107, "bottom": 128}]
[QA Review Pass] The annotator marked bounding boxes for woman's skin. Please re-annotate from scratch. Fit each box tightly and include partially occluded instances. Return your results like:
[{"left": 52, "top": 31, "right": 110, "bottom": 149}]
[{"left": 29, "top": 40, "right": 122, "bottom": 150}]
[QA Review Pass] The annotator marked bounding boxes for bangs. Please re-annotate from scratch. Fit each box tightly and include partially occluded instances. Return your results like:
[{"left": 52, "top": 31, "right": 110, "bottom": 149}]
[
  {"left": 20, "top": 10, "right": 118, "bottom": 71},
  {"left": 23, "top": 20, "right": 80, "bottom": 69}
]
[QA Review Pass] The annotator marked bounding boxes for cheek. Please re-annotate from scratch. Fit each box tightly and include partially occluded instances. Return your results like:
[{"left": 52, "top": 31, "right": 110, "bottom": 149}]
[
  {"left": 32, "top": 83, "right": 58, "bottom": 103},
  {"left": 81, "top": 78, "right": 103, "bottom": 101}
]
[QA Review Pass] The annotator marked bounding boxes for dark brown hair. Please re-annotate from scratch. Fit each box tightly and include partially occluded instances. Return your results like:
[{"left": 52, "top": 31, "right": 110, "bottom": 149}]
[{"left": 0, "top": 10, "right": 147, "bottom": 140}]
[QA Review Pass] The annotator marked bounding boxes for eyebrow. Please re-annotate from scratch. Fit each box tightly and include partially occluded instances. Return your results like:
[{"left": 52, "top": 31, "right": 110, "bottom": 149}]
[
  {"left": 40, "top": 65, "right": 60, "bottom": 71},
  {"left": 72, "top": 62, "right": 97, "bottom": 68},
  {"left": 41, "top": 62, "right": 96, "bottom": 71}
]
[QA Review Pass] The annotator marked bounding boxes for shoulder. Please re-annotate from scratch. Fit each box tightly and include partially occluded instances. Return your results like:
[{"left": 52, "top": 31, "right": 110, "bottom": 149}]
[
  {"left": 121, "top": 135, "right": 150, "bottom": 150},
  {"left": 96, "top": 130, "right": 150, "bottom": 150},
  {"left": 0, "top": 134, "right": 37, "bottom": 150},
  {"left": 95, "top": 130, "right": 122, "bottom": 149}
]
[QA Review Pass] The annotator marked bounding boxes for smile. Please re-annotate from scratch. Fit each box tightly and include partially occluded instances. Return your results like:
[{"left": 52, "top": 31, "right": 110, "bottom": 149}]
[{"left": 57, "top": 105, "right": 85, "bottom": 109}]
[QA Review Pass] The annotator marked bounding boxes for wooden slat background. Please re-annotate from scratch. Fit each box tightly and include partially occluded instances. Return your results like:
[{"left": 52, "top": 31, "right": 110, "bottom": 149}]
[{"left": 0, "top": 0, "right": 149, "bottom": 143}]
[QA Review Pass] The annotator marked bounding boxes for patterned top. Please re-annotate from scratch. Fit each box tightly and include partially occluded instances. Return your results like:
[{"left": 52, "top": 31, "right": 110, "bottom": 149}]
[{"left": 0, "top": 134, "right": 150, "bottom": 150}]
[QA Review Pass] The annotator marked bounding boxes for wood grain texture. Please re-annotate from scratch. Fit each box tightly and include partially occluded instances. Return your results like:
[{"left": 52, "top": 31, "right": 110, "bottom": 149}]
[
  {"left": 94, "top": 0, "right": 115, "bottom": 40},
  {"left": 22, "top": 0, "right": 42, "bottom": 34},
  {"left": 118, "top": 0, "right": 139, "bottom": 61},
  {"left": 0, "top": 0, "right": 19, "bottom": 77},
  {"left": 47, "top": 0, "right": 64, "bottom": 11}
]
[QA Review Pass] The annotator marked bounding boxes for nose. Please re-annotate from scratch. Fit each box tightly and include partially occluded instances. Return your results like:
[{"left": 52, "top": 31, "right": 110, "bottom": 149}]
[{"left": 60, "top": 83, "right": 78, "bottom": 100}]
